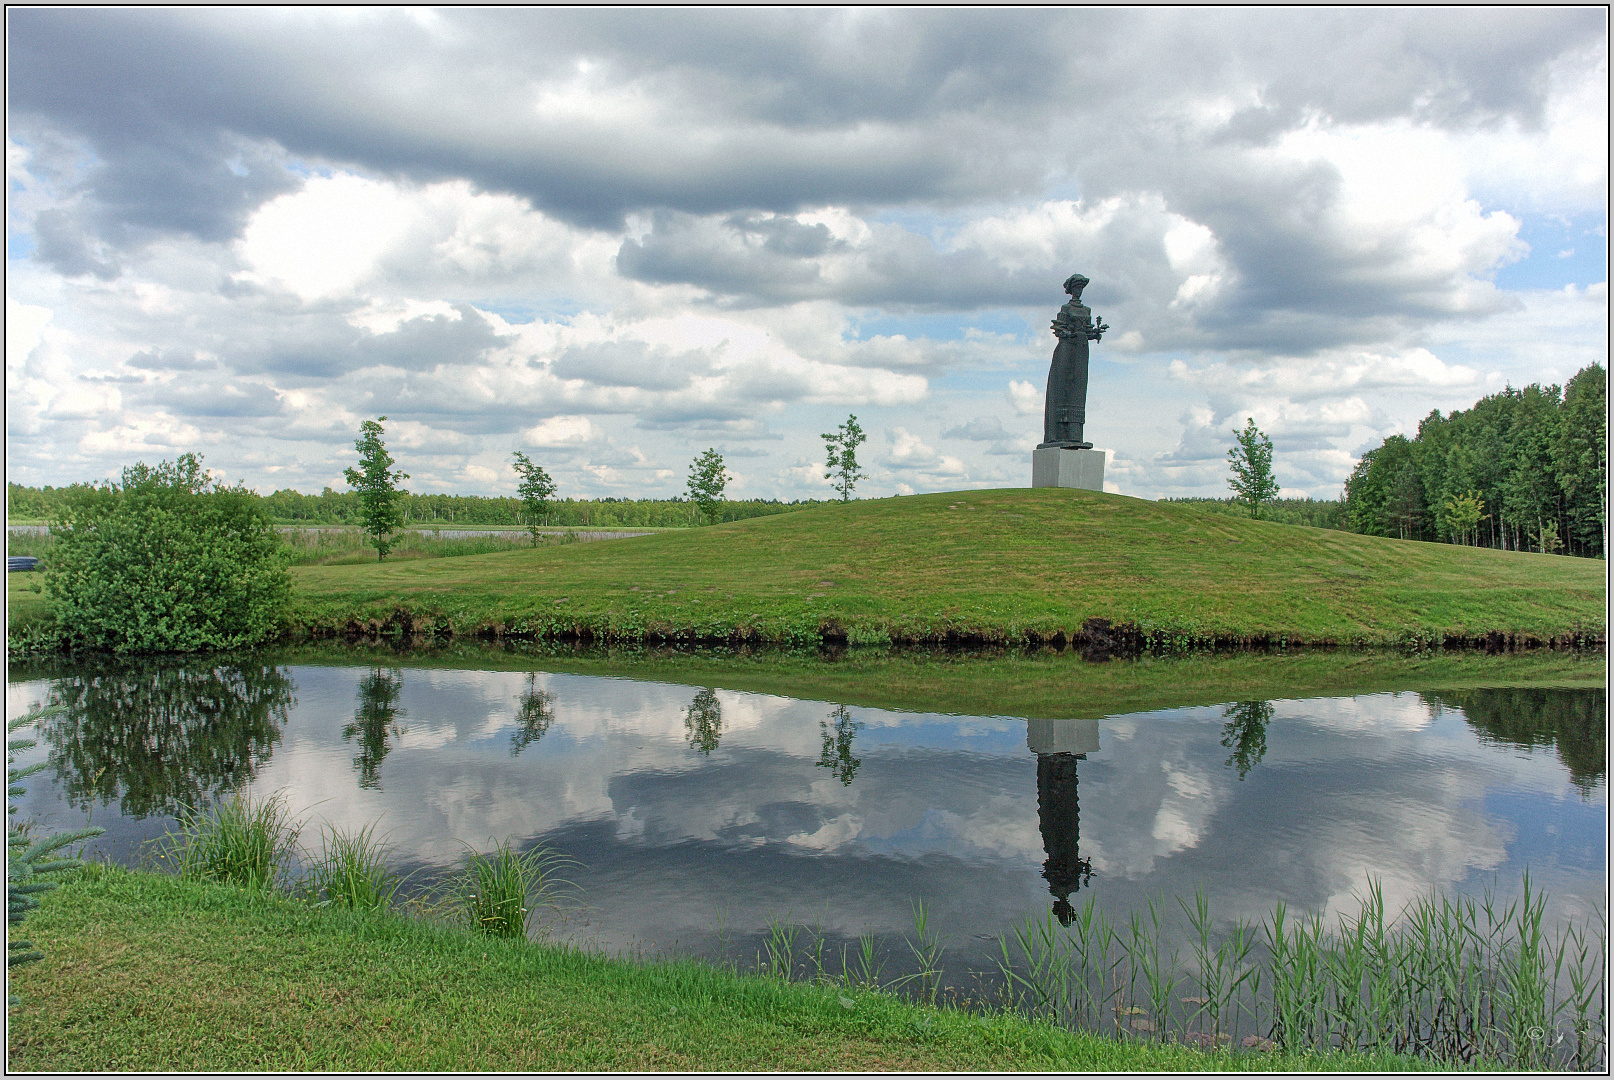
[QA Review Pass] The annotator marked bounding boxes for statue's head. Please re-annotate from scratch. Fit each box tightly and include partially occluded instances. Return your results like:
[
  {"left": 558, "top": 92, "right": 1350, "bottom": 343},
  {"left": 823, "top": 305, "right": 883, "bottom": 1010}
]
[
  {"left": 1052, "top": 895, "right": 1076, "bottom": 927},
  {"left": 1062, "top": 273, "right": 1089, "bottom": 299}
]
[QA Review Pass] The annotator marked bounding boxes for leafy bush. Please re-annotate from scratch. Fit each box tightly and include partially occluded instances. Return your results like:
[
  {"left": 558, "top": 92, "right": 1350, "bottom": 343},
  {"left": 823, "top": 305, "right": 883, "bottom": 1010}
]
[{"left": 44, "top": 453, "right": 291, "bottom": 653}]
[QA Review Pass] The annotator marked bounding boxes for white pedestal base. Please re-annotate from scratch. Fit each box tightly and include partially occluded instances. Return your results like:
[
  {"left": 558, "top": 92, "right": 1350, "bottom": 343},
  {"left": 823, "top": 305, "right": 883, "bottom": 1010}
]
[{"left": 1032, "top": 447, "right": 1105, "bottom": 491}]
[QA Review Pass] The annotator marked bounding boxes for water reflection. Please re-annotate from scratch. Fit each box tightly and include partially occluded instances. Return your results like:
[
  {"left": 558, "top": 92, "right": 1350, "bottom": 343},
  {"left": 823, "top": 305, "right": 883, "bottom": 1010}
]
[
  {"left": 1029, "top": 720, "right": 1100, "bottom": 926},
  {"left": 345, "top": 667, "right": 405, "bottom": 789},
  {"left": 5, "top": 656, "right": 1603, "bottom": 976},
  {"left": 684, "top": 688, "right": 721, "bottom": 756},
  {"left": 511, "top": 675, "right": 555, "bottom": 756},
  {"left": 817, "top": 704, "right": 863, "bottom": 785},
  {"left": 36, "top": 658, "right": 292, "bottom": 818},
  {"left": 1424, "top": 688, "right": 1607, "bottom": 797},
  {"left": 1220, "top": 700, "right": 1272, "bottom": 780}
]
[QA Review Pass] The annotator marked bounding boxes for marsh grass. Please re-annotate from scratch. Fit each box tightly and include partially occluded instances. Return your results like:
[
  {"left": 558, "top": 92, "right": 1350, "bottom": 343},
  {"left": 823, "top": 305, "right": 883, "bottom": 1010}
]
[
  {"left": 301, "top": 822, "right": 406, "bottom": 911},
  {"left": 152, "top": 790, "right": 302, "bottom": 891},
  {"left": 457, "top": 839, "right": 576, "bottom": 939},
  {"left": 279, "top": 528, "right": 562, "bottom": 566},
  {"left": 996, "top": 875, "right": 1607, "bottom": 1070}
]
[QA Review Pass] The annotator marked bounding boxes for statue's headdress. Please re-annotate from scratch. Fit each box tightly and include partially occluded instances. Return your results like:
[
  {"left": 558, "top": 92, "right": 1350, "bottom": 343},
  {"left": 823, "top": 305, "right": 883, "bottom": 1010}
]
[{"left": 1062, "top": 274, "right": 1089, "bottom": 299}]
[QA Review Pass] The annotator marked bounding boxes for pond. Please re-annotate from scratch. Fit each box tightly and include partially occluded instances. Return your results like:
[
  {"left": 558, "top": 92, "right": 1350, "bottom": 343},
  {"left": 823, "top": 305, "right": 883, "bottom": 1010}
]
[{"left": 8, "top": 647, "right": 1603, "bottom": 992}]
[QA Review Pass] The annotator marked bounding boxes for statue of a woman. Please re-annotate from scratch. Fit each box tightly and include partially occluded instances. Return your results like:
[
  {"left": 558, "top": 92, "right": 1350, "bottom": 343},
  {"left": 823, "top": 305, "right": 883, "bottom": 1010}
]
[{"left": 1040, "top": 274, "right": 1109, "bottom": 449}]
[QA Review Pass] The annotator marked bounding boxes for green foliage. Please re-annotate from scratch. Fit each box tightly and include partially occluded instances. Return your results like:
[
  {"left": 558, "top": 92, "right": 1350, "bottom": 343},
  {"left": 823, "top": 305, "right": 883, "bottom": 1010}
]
[
  {"left": 1441, "top": 490, "right": 1486, "bottom": 546},
  {"left": 686, "top": 448, "right": 729, "bottom": 525},
  {"left": 510, "top": 451, "right": 557, "bottom": 544},
  {"left": 1226, "top": 418, "right": 1279, "bottom": 518},
  {"left": 822, "top": 415, "right": 868, "bottom": 502},
  {"left": 8, "top": 706, "right": 104, "bottom": 980},
  {"left": 42, "top": 453, "right": 291, "bottom": 654},
  {"left": 344, "top": 417, "right": 410, "bottom": 561},
  {"left": 458, "top": 840, "right": 575, "bottom": 939},
  {"left": 155, "top": 790, "right": 302, "bottom": 891},
  {"left": 1346, "top": 365, "right": 1605, "bottom": 557},
  {"left": 684, "top": 687, "right": 722, "bottom": 755}
]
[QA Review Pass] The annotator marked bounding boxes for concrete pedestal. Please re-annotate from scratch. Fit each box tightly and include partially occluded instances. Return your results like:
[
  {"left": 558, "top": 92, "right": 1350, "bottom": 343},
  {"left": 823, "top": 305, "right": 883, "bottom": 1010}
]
[
  {"left": 1026, "top": 718, "right": 1101, "bottom": 757},
  {"left": 1032, "top": 446, "right": 1105, "bottom": 491}
]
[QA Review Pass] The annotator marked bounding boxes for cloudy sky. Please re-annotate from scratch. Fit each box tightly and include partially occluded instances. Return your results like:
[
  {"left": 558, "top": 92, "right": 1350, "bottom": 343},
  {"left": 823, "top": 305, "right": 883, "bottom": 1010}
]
[{"left": 6, "top": 8, "right": 1607, "bottom": 502}]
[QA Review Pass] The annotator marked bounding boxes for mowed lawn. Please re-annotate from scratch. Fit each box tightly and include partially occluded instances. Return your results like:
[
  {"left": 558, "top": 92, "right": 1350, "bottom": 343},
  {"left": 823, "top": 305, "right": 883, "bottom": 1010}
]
[{"left": 286, "top": 488, "right": 1606, "bottom": 645}]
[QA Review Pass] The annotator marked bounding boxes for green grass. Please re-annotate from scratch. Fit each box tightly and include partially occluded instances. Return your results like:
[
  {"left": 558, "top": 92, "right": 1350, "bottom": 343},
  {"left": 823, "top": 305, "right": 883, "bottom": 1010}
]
[
  {"left": 5, "top": 865, "right": 1448, "bottom": 1072},
  {"left": 278, "top": 489, "right": 1605, "bottom": 648},
  {"left": 153, "top": 790, "right": 302, "bottom": 891}
]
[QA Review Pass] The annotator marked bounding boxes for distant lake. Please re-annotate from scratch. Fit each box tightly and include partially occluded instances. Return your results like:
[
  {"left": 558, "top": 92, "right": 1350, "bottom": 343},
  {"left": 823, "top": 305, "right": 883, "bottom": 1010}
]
[{"left": 7, "top": 653, "right": 1604, "bottom": 981}]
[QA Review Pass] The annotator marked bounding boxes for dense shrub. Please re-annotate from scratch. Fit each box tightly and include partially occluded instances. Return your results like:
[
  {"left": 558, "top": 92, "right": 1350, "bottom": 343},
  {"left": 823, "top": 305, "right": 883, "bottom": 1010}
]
[{"left": 43, "top": 454, "right": 291, "bottom": 653}]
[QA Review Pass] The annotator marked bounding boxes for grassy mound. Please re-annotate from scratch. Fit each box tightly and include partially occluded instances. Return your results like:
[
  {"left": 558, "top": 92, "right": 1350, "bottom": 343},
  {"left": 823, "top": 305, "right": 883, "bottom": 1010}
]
[{"left": 283, "top": 489, "right": 1604, "bottom": 648}]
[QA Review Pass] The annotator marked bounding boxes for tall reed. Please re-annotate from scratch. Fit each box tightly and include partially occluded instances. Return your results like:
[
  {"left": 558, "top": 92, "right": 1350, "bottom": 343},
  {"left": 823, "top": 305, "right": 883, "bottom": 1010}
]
[{"left": 993, "top": 875, "right": 1606, "bottom": 1070}]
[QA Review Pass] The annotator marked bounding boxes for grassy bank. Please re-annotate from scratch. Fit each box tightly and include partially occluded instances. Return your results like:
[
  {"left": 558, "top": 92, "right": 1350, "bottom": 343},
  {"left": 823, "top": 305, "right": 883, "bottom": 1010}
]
[
  {"left": 5, "top": 865, "right": 1441, "bottom": 1072},
  {"left": 278, "top": 488, "right": 1604, "bottom": 647}
]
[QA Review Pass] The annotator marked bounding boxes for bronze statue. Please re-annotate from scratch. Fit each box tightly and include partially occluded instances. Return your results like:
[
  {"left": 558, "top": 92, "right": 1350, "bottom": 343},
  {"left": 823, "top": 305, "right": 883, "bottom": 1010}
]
[{"left": 1040, "top": 273, "right": 1109, "bottom": 449}]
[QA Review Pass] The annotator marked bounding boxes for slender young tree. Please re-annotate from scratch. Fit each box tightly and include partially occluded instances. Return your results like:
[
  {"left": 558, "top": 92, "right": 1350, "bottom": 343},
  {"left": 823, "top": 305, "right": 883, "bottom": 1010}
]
[
  {"left": 1227, "top": 417, "right": 1279, "bottom": 519},
  {"left": 686, "top": 448, "right": 729, "bottom": 525},
  {"left": 822, "top": 414, "right": 868, "bottom": 502},
  {"left": 510, "top": 451, "right": 557, "bottom": 544},
  {"left": 344, "top": 417, "right": 409, "bottom": 560}
]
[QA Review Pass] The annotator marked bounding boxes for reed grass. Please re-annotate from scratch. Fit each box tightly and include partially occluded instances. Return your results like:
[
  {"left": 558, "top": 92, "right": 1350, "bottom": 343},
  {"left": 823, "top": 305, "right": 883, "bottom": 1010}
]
[
  {"left": 279, "top": 527, "right": 578, "bottom": 567},
  {"left": 151, "top": 790, "right": 302, "bottom": 891},
  {"left": 456, "top": 839, "right": 576, "bottom": 939},
  {"left": 301, "top": 822, "right": 405, "bottom": 911},
  {"left": 994, "top": 875, "right": 1606, "bottom": 1070}
]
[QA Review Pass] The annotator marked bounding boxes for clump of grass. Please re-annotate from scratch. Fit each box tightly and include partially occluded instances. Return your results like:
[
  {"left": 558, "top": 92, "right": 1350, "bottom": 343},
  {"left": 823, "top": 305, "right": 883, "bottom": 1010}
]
[
  {"left": 302, "top": 822, "right": 405, "bottom": 911},
  {"left": 457, "top": 839, "right": 575, "bottom": 939},
  {"left": 153, "top": 791, "right": 301, "bottom": 891}
]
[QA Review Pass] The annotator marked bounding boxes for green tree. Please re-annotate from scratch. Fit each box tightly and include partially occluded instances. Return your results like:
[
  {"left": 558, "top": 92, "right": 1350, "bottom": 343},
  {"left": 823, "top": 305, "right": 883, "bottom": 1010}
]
[
  {"left": 822, "top": 415, "right": 868, "bottom": 502},
  {"left": 510, "top": 674, "right": 554, "bottom": 755},
  {"left": 44, "top": 453, "right": 291, "bottom": 654},
  {"left": 510, "top": 451, "right": 557, "bottom": 544},
  {"left": 9, "top": 705, "right": 104, "bottom": 988},
  {"left": 1442, "top": 490, "right": 1486, "bottom": 547},
  {"left": 1226, "top": 417, "right": 1280, "bottom": 518},
  {"left": 344, "top": 417, "right": 409, "bottom": 561},
  {"left": 686, "top": 448, "right": 729, "bottom": 525},
  {"left": 1220, "top": 700, "right": 1272, "bottom": 780},
  {"left": 1553, "top": 364, "right": 1607, "bottom": 557}
]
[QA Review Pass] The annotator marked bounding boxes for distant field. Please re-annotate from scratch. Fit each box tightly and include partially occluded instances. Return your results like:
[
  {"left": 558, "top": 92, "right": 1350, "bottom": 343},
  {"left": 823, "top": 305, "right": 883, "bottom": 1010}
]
[{"left": 278, "top": 488, "right": 1605, "bottom": 648}]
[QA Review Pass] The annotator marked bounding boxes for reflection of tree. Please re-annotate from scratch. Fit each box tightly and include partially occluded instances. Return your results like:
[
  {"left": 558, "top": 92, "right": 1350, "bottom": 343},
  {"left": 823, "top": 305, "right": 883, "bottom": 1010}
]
[
  {"left": 1422, "top": 688, "right": 1607, "bottom": 798},
  {"left": 344, "top": 668, "right": 405, "bottom": 789},
  {"left": 1037, "top": 753, "right": 1094, "bottom": 926},
  {"left": 684, "top": 688, "right": 722, "bottom": 755},
  {"left": 38, "top": 658, "right": 294, "bottom": 819},
  {"left": 1220, "top": 700, "right": 1273, "bottom": 780},
  {"left": 510, "top": 675, "right": 555, "bottom": 755},
  {"left": 818, "top": 704, "right": 863, "bottom": 786}
]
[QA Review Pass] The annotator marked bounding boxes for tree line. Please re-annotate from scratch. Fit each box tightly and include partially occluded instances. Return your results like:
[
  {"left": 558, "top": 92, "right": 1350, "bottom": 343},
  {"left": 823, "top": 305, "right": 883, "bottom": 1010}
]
[{"left": 1342, "top": 364, "right": 1605, "bottom": 557}]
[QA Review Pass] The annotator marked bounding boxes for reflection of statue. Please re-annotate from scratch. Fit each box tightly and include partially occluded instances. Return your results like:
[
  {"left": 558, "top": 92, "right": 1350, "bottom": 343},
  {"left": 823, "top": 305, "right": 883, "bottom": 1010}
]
[
  {"left": 817, "top": 704, "right": 863, "bottom": 786},
  {"left": 510, "top": 674, "right": 554, "bottom": 755},
  {"left": 1027, "top": 718, "right": 1100, "bottom": 925},
  {"left": 1041, "top": 273, "right": 1110, "bottom": 450},
  {"left": 1037, "top": 753, "right": 1094, "bottom": 926},
  {"left": 344, "top": 667, "right": 405, "bottom": 789},
  {"left": 1220, "top": 701, "right": 1272, "bottom": 780},
  {"left": 684, "top": 687, "right": 723, "bottom": 756},
  {"left": 40, "top": 657, "right": 293, "bottom": 819}
]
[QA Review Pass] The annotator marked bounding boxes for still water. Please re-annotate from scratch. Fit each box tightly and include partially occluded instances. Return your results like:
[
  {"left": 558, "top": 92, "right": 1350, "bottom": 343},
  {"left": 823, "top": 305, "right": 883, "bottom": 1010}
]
[{"left": 6, "top": 653, "right": 1605, "bottom": 976}]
